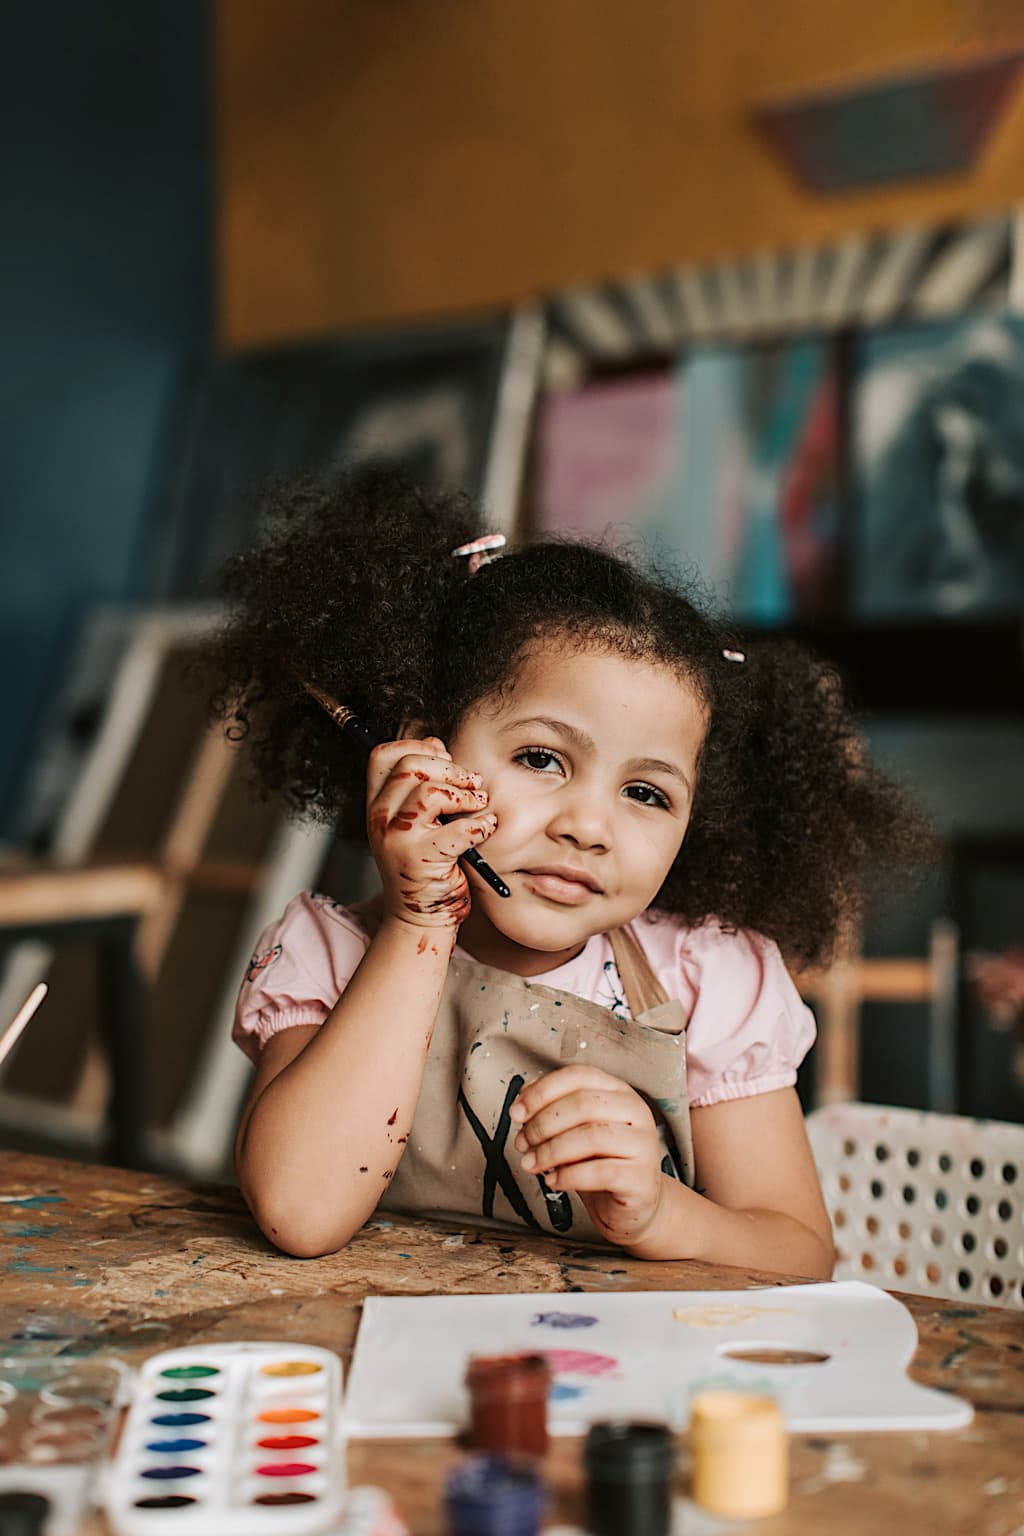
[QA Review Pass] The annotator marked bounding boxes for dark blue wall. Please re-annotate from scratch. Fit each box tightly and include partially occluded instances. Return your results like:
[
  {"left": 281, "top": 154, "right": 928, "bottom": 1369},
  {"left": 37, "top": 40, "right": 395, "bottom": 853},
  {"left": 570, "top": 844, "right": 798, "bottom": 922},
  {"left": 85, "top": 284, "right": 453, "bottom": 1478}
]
[{"left": 0, "top": 2, "right": 210, "bottom": 830}]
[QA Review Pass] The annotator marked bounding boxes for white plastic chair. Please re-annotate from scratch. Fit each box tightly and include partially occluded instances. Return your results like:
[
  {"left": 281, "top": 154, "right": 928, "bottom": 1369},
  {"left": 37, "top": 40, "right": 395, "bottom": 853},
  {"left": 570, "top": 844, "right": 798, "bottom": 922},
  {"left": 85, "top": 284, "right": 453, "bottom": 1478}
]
[{"left": 806, "top": 1103, "right": 1024, "bottom": 1310}]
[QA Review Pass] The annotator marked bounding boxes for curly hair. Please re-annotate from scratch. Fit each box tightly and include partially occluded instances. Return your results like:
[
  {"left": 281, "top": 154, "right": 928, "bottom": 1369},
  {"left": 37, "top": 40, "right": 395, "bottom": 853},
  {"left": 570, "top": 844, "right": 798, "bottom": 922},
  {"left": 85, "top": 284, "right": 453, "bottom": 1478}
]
[{"left": 206, "top": 464, "right": 932, "bottom": 969}]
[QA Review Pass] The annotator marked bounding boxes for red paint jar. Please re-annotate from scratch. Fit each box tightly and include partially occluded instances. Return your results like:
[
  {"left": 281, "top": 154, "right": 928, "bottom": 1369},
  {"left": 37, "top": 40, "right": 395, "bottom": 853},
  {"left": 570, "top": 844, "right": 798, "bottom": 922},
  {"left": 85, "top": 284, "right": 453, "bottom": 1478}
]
[{"left": 464, "top": 1353, "right": 550, "bottom": 1458}]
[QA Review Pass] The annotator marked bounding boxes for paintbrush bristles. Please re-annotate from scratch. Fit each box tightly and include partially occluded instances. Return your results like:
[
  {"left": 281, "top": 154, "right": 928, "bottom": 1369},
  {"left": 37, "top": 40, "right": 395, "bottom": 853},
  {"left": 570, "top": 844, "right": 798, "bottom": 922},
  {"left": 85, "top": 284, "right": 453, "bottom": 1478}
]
[{"left": 298, "top": 677, "right": 356, "bottom": 731}]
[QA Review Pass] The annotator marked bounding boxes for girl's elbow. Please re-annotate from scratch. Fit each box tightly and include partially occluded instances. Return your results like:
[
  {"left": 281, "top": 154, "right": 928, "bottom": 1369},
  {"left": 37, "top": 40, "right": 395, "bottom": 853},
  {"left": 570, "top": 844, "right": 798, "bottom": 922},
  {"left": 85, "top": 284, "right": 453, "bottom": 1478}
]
[
  {"left": 239, "top": 1174, "right": 362, "bottom": 1257},
  {"left": 250, "top": 1199, "right": 359, "bottom": 1258}
]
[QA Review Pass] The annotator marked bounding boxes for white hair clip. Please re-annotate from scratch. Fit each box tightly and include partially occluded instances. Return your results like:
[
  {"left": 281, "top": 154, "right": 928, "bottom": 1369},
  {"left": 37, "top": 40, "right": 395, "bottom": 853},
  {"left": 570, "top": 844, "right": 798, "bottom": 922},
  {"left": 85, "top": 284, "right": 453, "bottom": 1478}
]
[
  {"left": 451, "top": 532, "right": 506, "bottom": 575},
  {"left": 722, "top": 649, "right": 746, "bottom": 663}
]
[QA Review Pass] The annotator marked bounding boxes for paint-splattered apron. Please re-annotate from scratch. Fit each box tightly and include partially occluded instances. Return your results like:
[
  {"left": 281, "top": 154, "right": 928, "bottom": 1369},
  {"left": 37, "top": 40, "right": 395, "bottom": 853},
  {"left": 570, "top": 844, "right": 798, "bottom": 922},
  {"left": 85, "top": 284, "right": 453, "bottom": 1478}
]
[{"left": 379, "top": 924, "right": 696, "bottom": 1245}]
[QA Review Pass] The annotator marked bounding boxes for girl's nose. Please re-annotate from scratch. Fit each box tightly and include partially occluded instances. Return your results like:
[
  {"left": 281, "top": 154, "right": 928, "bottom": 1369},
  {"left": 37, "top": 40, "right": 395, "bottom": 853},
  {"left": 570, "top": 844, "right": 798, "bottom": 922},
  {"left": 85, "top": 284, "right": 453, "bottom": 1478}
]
[{"left": 546, "top": 787, "right": 612, "bottom": 852}]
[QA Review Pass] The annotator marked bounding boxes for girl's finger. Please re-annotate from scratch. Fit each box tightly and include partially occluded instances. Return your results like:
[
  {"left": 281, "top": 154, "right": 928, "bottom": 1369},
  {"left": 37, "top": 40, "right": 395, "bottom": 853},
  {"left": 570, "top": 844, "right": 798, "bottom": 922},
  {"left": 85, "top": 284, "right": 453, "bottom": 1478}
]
[
  {"left": 413, "top": 779, "right": 492, "bottom": 825},
  {"left": 542, "top": 1158, "right": 640, "bottom": 1195},
  {"left": 368, "top": 767, "right": 484, "bottom": 835},
  {"left": 431, "top": 813, "right": 499, "bottom": 863},
  {"left": 518, "top": 1121, "right": 647, "bottom": 1175},
  {"left": 366, "top": 741, "right": 478, "bottom": 806},
  {"left": 509, "top": 1065, "right": 629, "bottom": 1125},
  {"left": 370, "top": 785, "right": 490, "bottom": 857},
  {"left": 513, "top": 1088, "right": 645, "bottom": 1150}
]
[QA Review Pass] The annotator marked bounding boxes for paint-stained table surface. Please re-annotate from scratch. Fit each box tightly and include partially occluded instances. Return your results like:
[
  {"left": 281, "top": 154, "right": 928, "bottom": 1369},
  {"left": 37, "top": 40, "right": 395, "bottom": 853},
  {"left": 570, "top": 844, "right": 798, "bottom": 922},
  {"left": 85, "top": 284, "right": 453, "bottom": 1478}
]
[{"left": 1, "top": 1152, "right": 1021, "bottom": 1535}]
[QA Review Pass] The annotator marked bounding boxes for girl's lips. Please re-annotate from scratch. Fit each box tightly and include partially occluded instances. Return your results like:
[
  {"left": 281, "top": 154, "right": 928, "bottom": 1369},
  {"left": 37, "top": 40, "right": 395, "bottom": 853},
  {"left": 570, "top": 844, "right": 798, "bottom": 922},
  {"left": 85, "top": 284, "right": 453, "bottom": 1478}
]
[{"left": 519, "top": 870, "right": 599, "bottom": 906}]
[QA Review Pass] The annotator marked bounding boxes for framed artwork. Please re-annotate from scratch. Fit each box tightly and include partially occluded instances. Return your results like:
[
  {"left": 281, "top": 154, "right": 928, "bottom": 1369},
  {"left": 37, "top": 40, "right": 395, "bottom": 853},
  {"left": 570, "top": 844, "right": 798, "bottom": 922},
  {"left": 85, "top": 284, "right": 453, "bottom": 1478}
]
[
  {"left": 852, "top": 312, "right": 1024, "bottom": 618},
  {"left": 145, "top": 315, "right": 514, "bottom": 599},
  {"left": 536, "top": 338, "right": 841, "bottom": 623}
]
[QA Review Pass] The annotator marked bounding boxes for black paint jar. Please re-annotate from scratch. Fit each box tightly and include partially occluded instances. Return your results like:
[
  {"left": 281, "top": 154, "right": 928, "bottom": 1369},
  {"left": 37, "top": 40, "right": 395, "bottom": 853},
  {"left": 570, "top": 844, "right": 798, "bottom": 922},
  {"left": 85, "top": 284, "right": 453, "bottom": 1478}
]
[
  {"left": 0, "top": 1494, "right": 50, "bottom": 1536},
  {"left": 584, "top": 1420, "right": 673, "bottom": 1536}
]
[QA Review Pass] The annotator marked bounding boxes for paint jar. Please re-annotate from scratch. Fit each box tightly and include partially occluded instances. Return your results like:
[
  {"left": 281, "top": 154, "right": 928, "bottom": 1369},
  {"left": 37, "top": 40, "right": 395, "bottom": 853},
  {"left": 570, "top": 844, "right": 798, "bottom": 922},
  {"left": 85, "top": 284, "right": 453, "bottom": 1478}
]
[
  {"left": 464, "top": 1353, "right": 549, "bottom": 1459},
  {"left": 689, "top": 1391, "right": 788, "bottom": 1519},
  {"left": 583, "top": 1420, "right": 674, "bottom": 1536},
  {"left": 444, "top": 1455, "right": 545, "bottom": 1536},
  {"left": 0, "top": 1492, "right": 50, "bottom": 1536}
]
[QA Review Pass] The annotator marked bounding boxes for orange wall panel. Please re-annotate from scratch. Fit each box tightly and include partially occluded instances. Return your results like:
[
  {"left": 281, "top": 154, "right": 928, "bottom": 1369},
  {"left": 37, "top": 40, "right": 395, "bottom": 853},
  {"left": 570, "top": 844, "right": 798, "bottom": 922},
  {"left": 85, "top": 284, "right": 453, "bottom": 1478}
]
[{"left": 218, "top": 0, "right": 1024, "bottom": 347}]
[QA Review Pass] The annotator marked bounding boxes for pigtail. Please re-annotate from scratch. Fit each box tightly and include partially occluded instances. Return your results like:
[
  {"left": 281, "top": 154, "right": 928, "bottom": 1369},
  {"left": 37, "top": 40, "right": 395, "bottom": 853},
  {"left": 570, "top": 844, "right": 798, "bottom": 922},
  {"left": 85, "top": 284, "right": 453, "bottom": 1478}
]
[
  {"left": 669, "top": 639, "right": 934, "bottom": 969},
  {"left": 205, "top": 465, "right": 482, "bottom": 831}
]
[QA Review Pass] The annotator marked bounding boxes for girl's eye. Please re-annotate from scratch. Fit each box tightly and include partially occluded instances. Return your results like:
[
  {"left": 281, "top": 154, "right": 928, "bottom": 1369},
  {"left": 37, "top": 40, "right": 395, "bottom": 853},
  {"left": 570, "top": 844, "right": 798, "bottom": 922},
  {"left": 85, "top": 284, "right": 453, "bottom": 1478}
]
[
  {"left": 625, "top": 783, "right": 670, "bottom": 810},
  {"left": 515, "top": 747, "right": 564, "bottom": 774}
]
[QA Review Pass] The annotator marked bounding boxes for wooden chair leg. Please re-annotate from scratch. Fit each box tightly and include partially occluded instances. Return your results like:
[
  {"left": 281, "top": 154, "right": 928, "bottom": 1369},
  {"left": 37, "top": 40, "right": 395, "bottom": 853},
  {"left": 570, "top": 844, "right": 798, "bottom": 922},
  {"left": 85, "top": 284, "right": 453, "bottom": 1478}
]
[{"left": 816, "top": 958, "right": 860, "bottom": 1105}]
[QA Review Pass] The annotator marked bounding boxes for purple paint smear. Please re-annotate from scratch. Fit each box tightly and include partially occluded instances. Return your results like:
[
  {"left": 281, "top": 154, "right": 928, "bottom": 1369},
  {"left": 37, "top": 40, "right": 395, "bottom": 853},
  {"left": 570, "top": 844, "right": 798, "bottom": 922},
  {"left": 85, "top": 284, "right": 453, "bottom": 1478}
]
[{"left": 531, "top": 1312, "right": 599, "bottom": 1330}]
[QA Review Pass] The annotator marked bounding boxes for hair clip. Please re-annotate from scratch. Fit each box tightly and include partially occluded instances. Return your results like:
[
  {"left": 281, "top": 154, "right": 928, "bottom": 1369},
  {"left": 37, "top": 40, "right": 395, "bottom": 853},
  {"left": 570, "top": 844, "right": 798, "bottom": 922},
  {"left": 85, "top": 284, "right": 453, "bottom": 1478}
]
[
  {"left": 451, "top": 532, "right": 506, "bottom": 575},
  {"left": 722, "top": 649, "right": 746, "bottom": 663}
]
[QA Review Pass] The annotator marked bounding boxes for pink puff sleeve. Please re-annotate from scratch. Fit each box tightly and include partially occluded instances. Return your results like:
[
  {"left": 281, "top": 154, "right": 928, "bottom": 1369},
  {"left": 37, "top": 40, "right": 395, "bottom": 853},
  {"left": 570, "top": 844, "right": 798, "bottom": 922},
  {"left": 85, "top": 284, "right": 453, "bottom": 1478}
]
[
  {"left": 677, "top": 920, "right": 816, "bottom": 1108},
  {"left": 231, "top": 892, "right": 372, "bottom": 1063}
]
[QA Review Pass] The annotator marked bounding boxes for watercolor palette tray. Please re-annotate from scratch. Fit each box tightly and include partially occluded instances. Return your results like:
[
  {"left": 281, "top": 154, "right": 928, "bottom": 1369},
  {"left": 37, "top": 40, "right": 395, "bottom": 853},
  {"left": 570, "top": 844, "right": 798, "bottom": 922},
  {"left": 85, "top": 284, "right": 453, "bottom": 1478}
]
[
  {"left": 0, "top": 1354, "right": 127, "bottom": 1535},
  {"left": 344, "top": 1282, "right": 973, "bottom": 1436},
  {"left": 103, "top": 1343, "right": 346, "bottom": 1536}
]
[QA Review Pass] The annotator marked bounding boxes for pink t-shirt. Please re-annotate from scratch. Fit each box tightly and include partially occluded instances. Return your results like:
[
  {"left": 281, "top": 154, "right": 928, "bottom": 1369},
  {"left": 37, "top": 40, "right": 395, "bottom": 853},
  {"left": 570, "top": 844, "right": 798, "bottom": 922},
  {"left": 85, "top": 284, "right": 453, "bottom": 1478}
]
[{"left": 233, "top": 892, "right": 815, "bottom": 1109}]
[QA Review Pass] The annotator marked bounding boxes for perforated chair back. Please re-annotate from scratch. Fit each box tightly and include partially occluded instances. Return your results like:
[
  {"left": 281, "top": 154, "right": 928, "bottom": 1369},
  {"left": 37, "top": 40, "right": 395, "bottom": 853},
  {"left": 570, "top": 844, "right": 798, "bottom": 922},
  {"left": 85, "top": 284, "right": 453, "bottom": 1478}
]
[{"left": 806, "top": 1103, "right": 1024, "bottom": 1309}]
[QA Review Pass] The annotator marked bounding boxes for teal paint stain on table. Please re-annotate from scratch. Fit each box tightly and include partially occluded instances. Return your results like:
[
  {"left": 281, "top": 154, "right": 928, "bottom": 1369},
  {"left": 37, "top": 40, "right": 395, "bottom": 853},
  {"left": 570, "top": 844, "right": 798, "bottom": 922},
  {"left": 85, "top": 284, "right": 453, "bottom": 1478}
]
[{"left": 0, "top": 1195, "right": 66, "bottom": 1209}]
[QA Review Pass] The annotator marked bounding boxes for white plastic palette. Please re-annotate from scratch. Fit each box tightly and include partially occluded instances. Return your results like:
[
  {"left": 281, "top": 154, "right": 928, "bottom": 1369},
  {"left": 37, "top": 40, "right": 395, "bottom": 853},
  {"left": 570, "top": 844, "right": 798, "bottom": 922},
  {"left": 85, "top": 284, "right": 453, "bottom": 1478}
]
[
  {"left": 104, "top": 1343, "right": 345, "bottom": 1536},
  {"left": 345, "top": 1282, "right": 974, "bottom": 1436},
  {"left": 0, "top": 1355, "right": 127, "bottom": 1536}
]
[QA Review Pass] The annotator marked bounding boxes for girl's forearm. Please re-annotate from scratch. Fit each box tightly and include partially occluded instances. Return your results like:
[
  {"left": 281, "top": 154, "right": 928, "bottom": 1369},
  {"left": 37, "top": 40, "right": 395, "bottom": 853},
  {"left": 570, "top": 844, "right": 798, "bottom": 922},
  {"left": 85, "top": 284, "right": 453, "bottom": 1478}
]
[
  {"left": 625, "top": 1178, "right": 835, "bottom": 1279},
  {"left": 237, "top": 917, "right": 453, "bottom": 1255}
]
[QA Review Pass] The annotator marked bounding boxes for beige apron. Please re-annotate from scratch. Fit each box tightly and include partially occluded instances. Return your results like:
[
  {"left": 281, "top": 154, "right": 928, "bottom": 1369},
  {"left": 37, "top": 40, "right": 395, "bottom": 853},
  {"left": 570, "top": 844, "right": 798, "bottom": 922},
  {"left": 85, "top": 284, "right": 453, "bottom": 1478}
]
[{"left": 379, "top": 923, "right": 696, "bottom": 1245}]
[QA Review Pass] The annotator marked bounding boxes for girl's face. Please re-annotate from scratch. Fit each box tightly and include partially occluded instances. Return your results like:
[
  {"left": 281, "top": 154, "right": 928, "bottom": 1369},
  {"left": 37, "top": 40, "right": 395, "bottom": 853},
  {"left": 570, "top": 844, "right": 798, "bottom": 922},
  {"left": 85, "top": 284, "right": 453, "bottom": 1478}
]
[{"left": 448, "top": 643, "right": 707, "bottom": 975}]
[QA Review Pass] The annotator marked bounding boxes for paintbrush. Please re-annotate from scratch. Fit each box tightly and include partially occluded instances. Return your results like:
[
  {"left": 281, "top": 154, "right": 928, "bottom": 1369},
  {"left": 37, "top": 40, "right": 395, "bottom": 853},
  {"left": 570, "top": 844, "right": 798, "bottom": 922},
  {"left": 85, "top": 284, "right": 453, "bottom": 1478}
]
[
  {"left": 0, "top": 983, "right": 47, "bottom": 1070},
  {"left": 299, "top": 678, "right": 511, "bottom": 899}
]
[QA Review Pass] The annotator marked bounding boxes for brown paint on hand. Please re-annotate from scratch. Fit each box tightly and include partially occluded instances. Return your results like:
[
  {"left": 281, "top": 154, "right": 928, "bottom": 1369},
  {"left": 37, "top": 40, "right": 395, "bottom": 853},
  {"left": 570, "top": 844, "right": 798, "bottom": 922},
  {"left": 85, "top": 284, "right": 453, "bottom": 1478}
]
[
  {"left": 387, "top": 1108, "right": 399, "bottom": 1125},
  {"left": 359, "top": 1166, "right": 368, "bottom": 1173},
  {"left": 416, "top": 935, "right": 428, "bottom": 954}
]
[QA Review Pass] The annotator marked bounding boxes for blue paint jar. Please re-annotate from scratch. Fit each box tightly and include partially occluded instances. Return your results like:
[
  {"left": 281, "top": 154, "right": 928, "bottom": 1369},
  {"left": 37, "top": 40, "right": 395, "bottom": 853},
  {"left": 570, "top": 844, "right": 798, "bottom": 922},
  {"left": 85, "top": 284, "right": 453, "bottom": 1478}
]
[
  {"left": 584, "top": 1420, "right": 673, "bottom": 1536},
  {"left": 444, "top": 1455, "right": 545, "bottom": 1536}
]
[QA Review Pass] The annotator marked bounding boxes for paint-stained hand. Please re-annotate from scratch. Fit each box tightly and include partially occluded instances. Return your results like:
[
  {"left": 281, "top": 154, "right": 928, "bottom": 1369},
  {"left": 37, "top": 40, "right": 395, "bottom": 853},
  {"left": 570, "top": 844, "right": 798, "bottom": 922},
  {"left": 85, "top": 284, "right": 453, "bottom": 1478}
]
[
  {"left": 510, "top": 1065, "right": 667, "bottom": 1248},
  {"left": 366, "top": 737, "right": 497, "bottom": 930}
]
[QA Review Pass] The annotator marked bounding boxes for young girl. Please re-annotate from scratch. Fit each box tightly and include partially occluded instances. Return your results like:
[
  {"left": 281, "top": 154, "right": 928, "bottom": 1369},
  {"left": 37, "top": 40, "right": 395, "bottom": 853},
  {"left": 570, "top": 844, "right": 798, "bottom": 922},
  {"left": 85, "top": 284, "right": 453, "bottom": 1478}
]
[{"left": 209, "top": 468, "right": 927, "bottom": 1273}]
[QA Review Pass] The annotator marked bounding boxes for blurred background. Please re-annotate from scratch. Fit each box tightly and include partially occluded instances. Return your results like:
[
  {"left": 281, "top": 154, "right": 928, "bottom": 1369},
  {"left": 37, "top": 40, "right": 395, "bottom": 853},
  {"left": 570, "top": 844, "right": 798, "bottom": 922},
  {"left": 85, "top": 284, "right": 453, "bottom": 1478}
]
[{"left": 2, "top": 0, "right": 1024, "bottom": 1185}]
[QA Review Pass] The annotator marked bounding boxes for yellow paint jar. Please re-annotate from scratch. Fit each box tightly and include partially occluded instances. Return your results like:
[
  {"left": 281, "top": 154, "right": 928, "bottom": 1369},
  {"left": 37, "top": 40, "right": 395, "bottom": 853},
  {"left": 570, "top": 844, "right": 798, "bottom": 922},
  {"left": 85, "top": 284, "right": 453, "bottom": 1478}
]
[{"left": 689, "top": 1391, "right": 787, "bottom": 1518}]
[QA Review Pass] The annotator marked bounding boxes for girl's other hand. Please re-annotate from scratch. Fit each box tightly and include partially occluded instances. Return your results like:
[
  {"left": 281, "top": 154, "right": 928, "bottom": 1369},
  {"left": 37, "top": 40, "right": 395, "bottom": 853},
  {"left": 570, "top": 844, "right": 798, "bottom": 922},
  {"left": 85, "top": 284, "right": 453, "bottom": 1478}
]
[
  {"left": 366, "top": 737, "right": 497, "bottom": 931},
  {"left": 510, "top": 1066, "right": 667, "bottom": 1248}
]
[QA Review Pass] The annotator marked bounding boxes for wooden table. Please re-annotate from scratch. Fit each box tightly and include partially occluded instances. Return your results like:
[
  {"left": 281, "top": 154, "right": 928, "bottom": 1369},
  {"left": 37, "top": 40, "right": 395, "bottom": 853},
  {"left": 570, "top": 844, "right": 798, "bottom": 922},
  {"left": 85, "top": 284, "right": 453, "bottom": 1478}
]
[{"left": 1, "top": 1152, "right": 1021, "bottom": 1535}]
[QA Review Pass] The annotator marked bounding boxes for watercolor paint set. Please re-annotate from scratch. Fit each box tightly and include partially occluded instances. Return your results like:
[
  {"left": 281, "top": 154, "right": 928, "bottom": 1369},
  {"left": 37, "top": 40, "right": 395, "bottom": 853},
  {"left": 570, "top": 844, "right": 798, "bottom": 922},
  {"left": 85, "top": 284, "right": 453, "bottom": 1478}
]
[
  {"left": 0, "top": 1354, "right": 127, "bottom": 1535},
  {"left": 103, "top": 1343, "right": 348, "bottom": 1536}
]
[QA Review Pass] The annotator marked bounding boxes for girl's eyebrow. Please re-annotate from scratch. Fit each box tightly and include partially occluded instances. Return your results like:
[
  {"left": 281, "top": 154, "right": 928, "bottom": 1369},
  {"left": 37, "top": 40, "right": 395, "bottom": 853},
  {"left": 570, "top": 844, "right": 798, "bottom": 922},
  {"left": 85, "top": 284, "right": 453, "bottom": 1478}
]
[
  {"left": 499, "top": 714, "right": 589, "bottom": 747},
  {"left": 626, "top": 755, "right": 692, "bottom": 795},
  {"left": 499, "top": 716, "right": 692, "bottom": 795}
]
